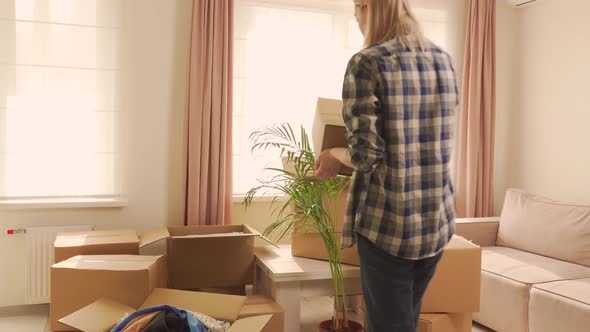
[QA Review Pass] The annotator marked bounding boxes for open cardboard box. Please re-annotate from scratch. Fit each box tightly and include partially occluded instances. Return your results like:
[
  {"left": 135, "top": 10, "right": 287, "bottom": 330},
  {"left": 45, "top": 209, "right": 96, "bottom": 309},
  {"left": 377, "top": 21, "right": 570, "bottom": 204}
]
[
  {"left": 58, "top": 288, "right": 281, "bottom": 332},
  {"left": 140, "top": 224, "right": 276, "bottom": 290},
  {"left": 240, "top": 295, "right": 285, "bottom": 332},
  {"left": 50, "top": 255, "right": 167, "bottom": 331},
  {"left": 54, "top": 224, "right": 275, "bottom": 290},
  {"left": 54, "top": 229, "right": 139, "bottom": 263}
]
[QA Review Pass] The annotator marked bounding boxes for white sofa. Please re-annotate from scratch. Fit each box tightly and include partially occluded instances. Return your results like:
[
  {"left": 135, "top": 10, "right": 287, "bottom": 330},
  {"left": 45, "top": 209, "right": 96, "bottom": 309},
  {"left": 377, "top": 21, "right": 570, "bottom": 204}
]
[{"left": 456, "top": 189, "right": 590, "bottom": 332}]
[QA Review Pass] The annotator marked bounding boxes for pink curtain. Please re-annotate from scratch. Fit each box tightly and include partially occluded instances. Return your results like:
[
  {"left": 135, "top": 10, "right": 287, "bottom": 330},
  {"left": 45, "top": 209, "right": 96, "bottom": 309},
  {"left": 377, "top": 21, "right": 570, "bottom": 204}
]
[
  {"left": 455, "top": 0, "right": 496, "bottom": 218},
  {"left": 184, "top": 0, "right": 233, "bottom": 225}
]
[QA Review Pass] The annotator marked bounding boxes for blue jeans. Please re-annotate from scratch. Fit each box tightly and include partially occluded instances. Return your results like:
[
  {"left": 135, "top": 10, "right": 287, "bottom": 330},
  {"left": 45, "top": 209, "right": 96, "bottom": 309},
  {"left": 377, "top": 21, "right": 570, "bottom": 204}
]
[{"left": 357, "top": 235, "right": 442, "bottom": 332}]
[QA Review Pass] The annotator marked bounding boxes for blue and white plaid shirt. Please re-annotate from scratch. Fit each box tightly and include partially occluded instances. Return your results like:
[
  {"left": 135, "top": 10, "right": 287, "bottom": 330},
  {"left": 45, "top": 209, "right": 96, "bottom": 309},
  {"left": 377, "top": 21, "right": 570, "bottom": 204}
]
[{"left": 341, "top": 35, "right": 459, "bottom": 260}]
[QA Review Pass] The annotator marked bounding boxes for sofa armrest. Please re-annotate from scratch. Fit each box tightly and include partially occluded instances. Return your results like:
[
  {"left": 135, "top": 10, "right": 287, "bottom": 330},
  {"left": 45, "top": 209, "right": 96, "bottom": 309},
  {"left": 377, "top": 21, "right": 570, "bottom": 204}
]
[{"left": 455, "top": 217, "right": 500, "bottom": 247}]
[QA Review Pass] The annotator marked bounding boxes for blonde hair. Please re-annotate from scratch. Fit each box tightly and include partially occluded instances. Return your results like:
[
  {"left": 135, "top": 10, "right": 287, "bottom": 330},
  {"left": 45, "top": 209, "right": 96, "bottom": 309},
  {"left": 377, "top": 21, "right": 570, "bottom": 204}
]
[{"left": 358, "top": 0, "right": 423, "bottom": 49}]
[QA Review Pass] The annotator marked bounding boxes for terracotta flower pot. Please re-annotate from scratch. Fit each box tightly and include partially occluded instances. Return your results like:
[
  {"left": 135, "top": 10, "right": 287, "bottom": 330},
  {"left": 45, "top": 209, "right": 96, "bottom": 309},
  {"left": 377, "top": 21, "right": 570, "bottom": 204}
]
[{"left": 319, "top": 320, "right": 364, "bottom": 332}]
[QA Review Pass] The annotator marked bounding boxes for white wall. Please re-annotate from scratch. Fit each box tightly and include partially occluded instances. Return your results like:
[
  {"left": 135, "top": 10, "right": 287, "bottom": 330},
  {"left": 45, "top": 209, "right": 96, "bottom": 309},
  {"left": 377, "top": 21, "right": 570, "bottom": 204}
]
[
  {"left": 494, "top": 1, "right": 518, "bottom": 213},
  {"left": 412, "top": 0, "right": 468, "bottom": 70},
  {"left": 494, "top": 0, "right": 590, "bottom": 208},
  {"left": 0, "top": 0, "right": 191, "bottom": 233}
]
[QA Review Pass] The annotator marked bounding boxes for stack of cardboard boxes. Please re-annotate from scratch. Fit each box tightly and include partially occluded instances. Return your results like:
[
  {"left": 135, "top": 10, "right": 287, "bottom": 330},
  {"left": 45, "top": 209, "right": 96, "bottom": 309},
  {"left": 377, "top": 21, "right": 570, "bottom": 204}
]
[
  {"left": 293, "top": 98, "right": 482, "bottom": 332},
  {"left": 50, "top": 225, "right": 284, "bottom": 332}
]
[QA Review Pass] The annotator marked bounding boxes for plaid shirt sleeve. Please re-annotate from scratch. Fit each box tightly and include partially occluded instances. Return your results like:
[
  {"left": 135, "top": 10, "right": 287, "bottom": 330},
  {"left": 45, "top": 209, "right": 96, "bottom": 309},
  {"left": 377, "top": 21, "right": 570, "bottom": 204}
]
[{"left": 342, "top": 54, "right": 385, "bottom": 174}]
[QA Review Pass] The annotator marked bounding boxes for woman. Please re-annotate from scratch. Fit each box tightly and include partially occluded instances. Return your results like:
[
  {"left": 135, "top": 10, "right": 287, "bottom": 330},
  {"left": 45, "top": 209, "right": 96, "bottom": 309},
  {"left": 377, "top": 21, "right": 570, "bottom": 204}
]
[{"left": 315, "top": 0, "right": 460, "bottom": 331}]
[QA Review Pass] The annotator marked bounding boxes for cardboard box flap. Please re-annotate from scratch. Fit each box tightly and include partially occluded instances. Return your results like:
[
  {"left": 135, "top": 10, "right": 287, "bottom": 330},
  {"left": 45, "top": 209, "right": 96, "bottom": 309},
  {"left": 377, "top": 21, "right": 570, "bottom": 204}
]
[
  {"left": 53, "top": 255, "right": 163, "bottom": 271},
  {"left": 168, "top": 224, "right": 253, "bottom": 237},
  {"left": 55, "top": 229, "right": 138, "bottom": 247},
  {"left": 257, "top": 234, "right": 279, "bottom": 248},
  {"left": 58, "top": 298, "right": 134, "bottom": 332},
  {"left": 243, "top": 224, "right": 279, "bottom": 248},
  {"left": 446, "top": 235, "right": 479, "bottom": 250},
  {"left": 315, "top": 98, "right": 344, "bottom": 126},
  {"left": 171, "top": 232, "right": 258, "bottom": 239},
  {"left": 312, "top": 98, "right": 344, "bottom": 157},
  {"left": 227, "top": 315, "right": 273, "bottom": 332},
  {"left": 139, "top": 288, "right": 246, "bottom": 323},
  {"left": 311, "top": 98, "right": 353, "bottom": 176},
  {"left": 139, "top": 227, "right": 170, "bottom": 248}
]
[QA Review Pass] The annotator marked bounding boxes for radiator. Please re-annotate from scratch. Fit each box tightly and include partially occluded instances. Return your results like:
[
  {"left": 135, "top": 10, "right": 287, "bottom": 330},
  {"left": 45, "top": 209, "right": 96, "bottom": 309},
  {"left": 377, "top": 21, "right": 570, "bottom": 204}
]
[{"left": 25, "top": 225, "right": 93, "bottom": 304}]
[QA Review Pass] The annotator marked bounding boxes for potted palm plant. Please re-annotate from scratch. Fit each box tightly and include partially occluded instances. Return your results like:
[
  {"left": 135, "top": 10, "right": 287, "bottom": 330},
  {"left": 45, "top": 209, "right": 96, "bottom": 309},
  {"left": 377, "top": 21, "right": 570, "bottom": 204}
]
[{"left": 242, "top": 123, "right": 363, "bottom": 332}]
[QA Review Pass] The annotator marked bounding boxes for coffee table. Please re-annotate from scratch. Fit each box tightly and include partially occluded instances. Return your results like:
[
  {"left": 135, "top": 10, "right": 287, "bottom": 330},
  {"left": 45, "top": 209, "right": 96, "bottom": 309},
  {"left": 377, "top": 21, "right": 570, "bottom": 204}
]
[{"left": 253, "top": 245, "right": 363, "bottom": 332}]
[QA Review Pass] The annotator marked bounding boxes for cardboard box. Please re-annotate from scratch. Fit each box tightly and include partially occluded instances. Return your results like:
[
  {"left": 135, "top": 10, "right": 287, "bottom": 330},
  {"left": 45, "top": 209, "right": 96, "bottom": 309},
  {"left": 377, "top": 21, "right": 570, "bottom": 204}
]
[
  {"left": 50, "top": 255, "right": 167, "bottom": 331},
  {"left": 291, "top": 189, "right": 360, "bottom": 266},
  {"left": 54, "top": 224, "right": 272, "bottom": 290},
  {"left": 193, "top": 286, "right": 247, "bottom": 296},
  {"left": 417, "top": 313, "right": 472, "bottom": 332},
  {"left": 239, "top": 295, "right": 285, "bottom": 332},
  {"left": 54, "top": 229, "right": 139, "bottom": 263},
  {"left": 141, "top": 224, "right": 271, "bottom": 290},
  {"left": 312, "top": 97, "right": 353, "bottom": 176},
  {"left": 421, "top": 236, "right": 481, "bottom": 313},
  {"left": 293, "top": 97, "right": 355, "bottom": 261},
  {"left": 58, "top": 288, "right": 282, "bottom": 332}
]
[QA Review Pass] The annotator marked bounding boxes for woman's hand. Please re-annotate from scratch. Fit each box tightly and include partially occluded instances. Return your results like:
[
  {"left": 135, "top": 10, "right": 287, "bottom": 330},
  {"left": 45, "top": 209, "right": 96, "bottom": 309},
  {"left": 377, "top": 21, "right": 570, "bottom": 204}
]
[{"left": 315, "top": 149, "right": 343, "bottom": 179}]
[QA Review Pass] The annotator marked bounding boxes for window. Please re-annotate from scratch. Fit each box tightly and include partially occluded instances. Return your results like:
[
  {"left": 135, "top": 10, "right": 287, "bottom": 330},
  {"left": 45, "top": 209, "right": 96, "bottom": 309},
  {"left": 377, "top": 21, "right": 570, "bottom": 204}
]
[
  {"left": 0, "top": 0, "right": 124, "bottom": 205},
  {"left": 233, "top": 0, "right": 450, "bottom": 196}
]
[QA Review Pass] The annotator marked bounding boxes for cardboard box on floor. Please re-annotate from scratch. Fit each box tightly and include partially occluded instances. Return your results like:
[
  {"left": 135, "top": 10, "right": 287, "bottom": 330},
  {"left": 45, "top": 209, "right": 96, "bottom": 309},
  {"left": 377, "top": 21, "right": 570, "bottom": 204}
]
[
  {"left": 141, "top": 224, "right": 274, "bottom": 290},
  {"left": 240, "top": 295, "right": 285, "bottom": 332},
  {"left": 418, "top": 313, "right": 472, "bottom": 332},
  {"left": 58, "top": 288, "right": 284, "bottom": 332},
  {"left": 50, "top": 255, "right": 167, "bottom": 331},
  {"left": 54, "top": 224, "right": 272, "bottom": 290},
  {"left": 54, "top": 229, "right": 139, "bottom": 263}
]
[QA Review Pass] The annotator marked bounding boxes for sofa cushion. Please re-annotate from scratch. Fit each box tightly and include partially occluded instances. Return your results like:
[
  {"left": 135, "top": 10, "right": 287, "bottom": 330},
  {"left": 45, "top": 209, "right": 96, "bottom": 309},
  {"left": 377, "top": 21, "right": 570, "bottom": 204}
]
[
  {"left": 482, "top": 247, "right": 590, "bottom": 283},
  {"left": 473, "top": 270, "right": 530, "bottom": 332},
  {"left": 497, "top": 189, "right": 590, "bottom": 267},
  {"left": 529, "top": 279, "right": 590, "bottom": 332},
  {"left": 533, "top": 278, "right": 590, "bottom": 307},
  {"left": 474, "top": 248, "right": 590, "bottom": 332}
]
